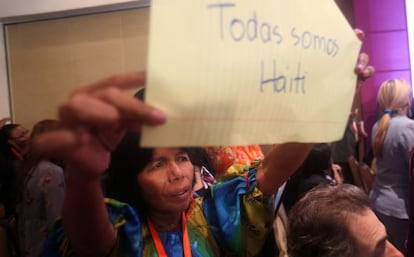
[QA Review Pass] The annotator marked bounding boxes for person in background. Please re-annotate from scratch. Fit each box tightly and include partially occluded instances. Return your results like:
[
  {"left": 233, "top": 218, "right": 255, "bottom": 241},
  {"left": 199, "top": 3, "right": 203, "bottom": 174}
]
[
  {"left": 17, "top": 119, "right": 65, "bottom": 257},
  {"left": 205, "top": 145, "right": 264, "bottom": 177},
  {"left": 408, "top": 150, "right": 414, "bottom": 257},
  {"left": 0, "top": 124, "right": 30, "bottom": 161},
  {"left": 330, "top": 110, "right": 359, "bottom": 184},
  {"left": 0, "top": 117, "right": 11, "bottom": 129},
  {"left": 287, "top": 184, "right": 403, "bottom": 257},
  {"left": 370, "top": 79, "right": 414, "bottom": 256},
  {"left": 282, "top": 143, "right": 343, "bottom": 214},
  {"left": 0, "top": 123, "right": 30, "bottom": 218},
  {"left": 0, "top": 123, "right": 30, "bottom": 257},
  {"left": 185, "top": 148, "right": 216, "bottom": 198}
]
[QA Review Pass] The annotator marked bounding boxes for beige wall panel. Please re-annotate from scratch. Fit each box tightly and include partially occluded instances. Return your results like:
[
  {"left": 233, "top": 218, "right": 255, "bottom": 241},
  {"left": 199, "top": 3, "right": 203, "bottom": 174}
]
[
  {"left": 121, "top": 9, "right": 149, "bottom": 71},
  {"left": 6, "top": 7, "right": 149, "bottom": 130}
]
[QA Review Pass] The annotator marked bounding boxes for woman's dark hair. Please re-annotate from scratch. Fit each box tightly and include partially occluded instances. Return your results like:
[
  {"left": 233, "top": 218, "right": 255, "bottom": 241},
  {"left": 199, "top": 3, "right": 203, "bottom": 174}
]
[
  {"left": 0, "top": 123, "right": 20, "bottom": 216},
  {"left": 0, "top": 124, "right": 19, "bottom": 158},
  {"left": 185, "top": 148, "right": 216, "bottom": 176},
  {"left": 106, "top": 132, "right": 154, "bottom": 212},
  {"left": 282, "top": 143, "right": 332, "bottom": 213},
  {"left": 301, "top": 143, "right": 332, "bottom": 178}
]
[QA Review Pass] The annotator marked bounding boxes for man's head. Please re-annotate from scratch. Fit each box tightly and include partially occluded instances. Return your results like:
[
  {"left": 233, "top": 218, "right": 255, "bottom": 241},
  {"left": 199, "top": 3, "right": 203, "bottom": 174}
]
[{"left": 287, "top": 184, "right": 403, "bottom": 257}]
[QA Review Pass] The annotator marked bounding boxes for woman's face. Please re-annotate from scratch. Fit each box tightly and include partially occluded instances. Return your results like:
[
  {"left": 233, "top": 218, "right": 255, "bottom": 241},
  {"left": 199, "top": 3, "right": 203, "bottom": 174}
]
[
  {"left": 8, "top": 125, "right": 30, "bottom": 149},
  {"left": 137, "top": 148, "right": 194, "bottom": 214}
]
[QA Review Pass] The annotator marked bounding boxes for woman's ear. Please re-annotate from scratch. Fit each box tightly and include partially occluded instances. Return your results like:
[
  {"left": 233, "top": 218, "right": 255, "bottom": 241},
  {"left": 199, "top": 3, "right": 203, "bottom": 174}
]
[
  {"left": 403, "top": 97, "right": 412, "bottom": 116},
  {"left": 404, "top": 97, "right": 412, "bottom": 110}
]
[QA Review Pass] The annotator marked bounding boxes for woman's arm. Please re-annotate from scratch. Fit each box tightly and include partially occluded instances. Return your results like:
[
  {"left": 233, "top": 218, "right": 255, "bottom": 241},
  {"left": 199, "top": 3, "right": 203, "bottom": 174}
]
[
  {"left": 256, "top": 143, "right": 313, "bottom": 195},
  {"left": 62, "top": 162, "right": 114, "bottom": 257},
  {"left": 35, "top": 72, "right": 167, "bottom": 257}
]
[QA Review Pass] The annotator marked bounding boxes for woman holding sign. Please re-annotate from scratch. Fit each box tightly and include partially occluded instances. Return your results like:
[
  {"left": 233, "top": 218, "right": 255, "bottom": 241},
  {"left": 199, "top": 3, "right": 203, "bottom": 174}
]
[{"left": 36, "top": 52, "right": 372, "bottom": 257}]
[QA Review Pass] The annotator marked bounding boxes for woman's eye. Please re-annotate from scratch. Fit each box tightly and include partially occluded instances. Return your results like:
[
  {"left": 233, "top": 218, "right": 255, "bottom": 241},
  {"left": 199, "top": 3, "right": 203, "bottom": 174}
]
[
  {"left": 177, "top": 155, "right": 189, "bottom": 162},
  {"left": 152, "top": 161, "right": 164, "bottom": 169}
]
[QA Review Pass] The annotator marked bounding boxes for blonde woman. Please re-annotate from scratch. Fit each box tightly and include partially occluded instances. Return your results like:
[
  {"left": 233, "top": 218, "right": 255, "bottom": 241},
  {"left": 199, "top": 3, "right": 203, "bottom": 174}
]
[{"left": 370, "top": 79, "right": 414, "bottom": 256}]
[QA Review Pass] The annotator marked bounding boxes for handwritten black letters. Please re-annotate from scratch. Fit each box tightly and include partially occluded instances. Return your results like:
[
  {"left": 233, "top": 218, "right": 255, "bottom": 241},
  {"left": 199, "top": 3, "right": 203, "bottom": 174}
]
[{"left": 207, "top": 1, "right": 342, "bottom": 94}]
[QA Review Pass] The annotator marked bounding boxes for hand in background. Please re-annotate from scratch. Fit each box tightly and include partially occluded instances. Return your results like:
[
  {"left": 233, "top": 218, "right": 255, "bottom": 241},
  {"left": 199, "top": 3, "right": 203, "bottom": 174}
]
[
  {"left": 0, "top": 117, "right": 11, "bottom": 128},
  {"left": 354, "top": 29, "right": 375, "bottom": 81}
]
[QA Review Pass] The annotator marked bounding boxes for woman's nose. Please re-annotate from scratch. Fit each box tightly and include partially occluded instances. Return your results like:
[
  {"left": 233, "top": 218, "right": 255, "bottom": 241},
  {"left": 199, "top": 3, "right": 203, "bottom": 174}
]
[{"left": 168, "top": 162, "right": 183, "bottom": 182}]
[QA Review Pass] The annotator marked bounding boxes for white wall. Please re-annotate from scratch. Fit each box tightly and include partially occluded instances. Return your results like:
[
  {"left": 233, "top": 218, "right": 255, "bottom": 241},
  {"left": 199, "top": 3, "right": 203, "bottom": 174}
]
[
  {"left": 0, "top": 0, "right": 149, "bottom": 119},
  {"left": 0, "top": 0, "right": 149, "bottom": 19},
  {"left": 0, "top": 29, "right": 9, "bottom": 119}
]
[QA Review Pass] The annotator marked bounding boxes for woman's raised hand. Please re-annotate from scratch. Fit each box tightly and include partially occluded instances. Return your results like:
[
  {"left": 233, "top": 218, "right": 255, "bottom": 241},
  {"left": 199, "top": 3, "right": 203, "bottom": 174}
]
[
  {"left": 354, "top": 29, "right": 375, "bottom": 81},
  {"left": 34, "top": 72, "right": 167, "bottom": 175}
]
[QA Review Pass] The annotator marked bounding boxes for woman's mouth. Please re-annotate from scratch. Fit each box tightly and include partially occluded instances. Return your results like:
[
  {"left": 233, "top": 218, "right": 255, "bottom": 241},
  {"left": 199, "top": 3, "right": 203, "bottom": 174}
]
[
  {"left": 175, "top": 190, "right": 187, "bottom": 195},
  {"left": 171, "top": 188, "right": 191, "bottom": 199}
]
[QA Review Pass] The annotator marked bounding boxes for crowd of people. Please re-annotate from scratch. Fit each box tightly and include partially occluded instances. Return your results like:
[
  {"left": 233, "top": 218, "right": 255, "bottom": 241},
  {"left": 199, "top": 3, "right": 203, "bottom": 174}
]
[{"left": 0, "top": 119, "right": 65, "bottom": 257}]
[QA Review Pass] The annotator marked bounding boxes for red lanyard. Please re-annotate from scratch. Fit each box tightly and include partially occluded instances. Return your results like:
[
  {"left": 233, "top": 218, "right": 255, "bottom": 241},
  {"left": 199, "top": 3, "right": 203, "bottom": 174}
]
[{"left": 147, "top": 212, "right": 192, "bottom": 257}]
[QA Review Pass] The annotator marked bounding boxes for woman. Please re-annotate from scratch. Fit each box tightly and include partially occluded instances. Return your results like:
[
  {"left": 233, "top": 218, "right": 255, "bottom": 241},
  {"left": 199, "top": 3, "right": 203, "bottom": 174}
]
[
  {"left": 17, "top": 119, "right": 65, "bottom": 257},
  {"left": 282, "top": 143, "right": 343, "bottom": 213},
  {"left": 36, "top": 50, "right": 372, "bottom": 256},
  {"left": 185, "top": 148, "right": 216, "bottom": 198},
  {"left": 370, "top": 79, "right": 414, "bottom": 255},
  {"left": 34, "top": 72, "right": 310, "bottom": 257},
  {"left": 0, "top": 123, "right": 30, "bottom": 218}
]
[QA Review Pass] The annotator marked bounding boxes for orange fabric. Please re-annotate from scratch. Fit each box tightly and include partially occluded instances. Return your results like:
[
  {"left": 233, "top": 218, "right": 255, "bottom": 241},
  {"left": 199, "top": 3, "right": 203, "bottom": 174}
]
[{"left": 205, "top": 145, "right": 264, "bottom": 177}]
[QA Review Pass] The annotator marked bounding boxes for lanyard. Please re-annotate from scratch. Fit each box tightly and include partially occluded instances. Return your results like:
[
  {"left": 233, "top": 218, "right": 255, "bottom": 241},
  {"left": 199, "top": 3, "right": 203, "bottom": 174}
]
[{"left": 147, "top": 212, "right": 192, "bottom": 257}]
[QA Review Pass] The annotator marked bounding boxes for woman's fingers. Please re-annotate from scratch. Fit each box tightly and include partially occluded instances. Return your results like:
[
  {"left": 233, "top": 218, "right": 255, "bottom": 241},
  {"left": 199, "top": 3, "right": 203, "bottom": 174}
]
[
  {"left": 59, "top": 87, "right": 167, "bottom": 129},
  {"left": 59, "top": 93, "right": 122, "bottom": 127},
  {"left": 352, "top": 30, "right": 375, "bottom": 81},
  {"left": 95, "top": 127, "right": 126, "bottom": 152},
  {"left": 33, "top": 129, "right": 111, "bottom": 173},
  {"left": 91, "top": 86, "right": 167, "bottom": 126},
  {"left": 355, "top": 53, "right": 375, "bottom": 80},
  {"left": 354, "top": 28, "right": 365, "bottom": 41},
  {"left": 32, "top": 130, "right": 79, "bottom": 159},
  {"left": 362, "top": 65, "right": 375, "bottom": 78},
  {"left": 357, "top": 52, "right": 369, "bottom": 70},
  {"left": 33, "top": 71, "right": 166, "bottom": 173},
  {"left": 73, "top": 72, "right": 146, "bottom": 95}
]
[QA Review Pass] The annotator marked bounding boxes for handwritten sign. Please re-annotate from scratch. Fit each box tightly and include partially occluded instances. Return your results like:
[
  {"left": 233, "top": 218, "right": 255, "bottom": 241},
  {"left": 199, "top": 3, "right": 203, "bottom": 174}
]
[{"left": 142, "top": 0, "right": 361, "bottom": 147}]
